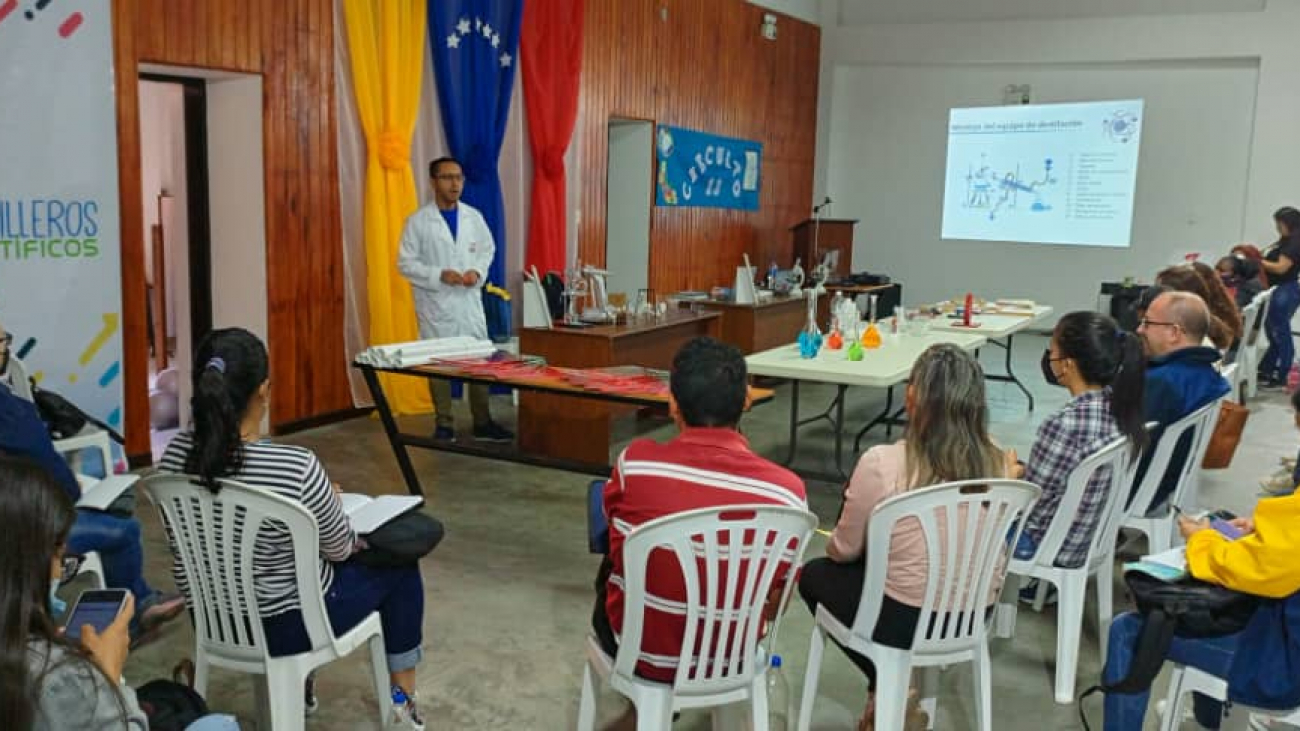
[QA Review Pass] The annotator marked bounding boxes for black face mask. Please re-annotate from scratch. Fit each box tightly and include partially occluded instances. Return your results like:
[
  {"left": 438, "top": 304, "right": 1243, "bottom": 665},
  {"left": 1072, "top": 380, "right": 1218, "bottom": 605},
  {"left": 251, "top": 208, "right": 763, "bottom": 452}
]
[{"left": 1041, "top": 349, "right": 1063, "bottom": 387}]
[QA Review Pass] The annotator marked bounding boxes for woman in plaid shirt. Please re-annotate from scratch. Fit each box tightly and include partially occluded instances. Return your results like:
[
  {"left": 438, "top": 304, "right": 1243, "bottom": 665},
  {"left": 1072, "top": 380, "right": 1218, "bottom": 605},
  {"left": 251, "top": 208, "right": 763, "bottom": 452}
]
[{"left": 1015, "top": 312, "right": 1149, "bottom": 578}]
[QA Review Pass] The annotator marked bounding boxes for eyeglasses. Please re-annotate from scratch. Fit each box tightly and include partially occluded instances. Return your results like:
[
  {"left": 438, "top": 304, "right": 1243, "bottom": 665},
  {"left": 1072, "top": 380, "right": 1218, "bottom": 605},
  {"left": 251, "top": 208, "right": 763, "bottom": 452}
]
[
  {"left": 1138, "top": 318, "right": 1181, "bottom": 331},
  {"left": 434, "top": 174, "right": 464, "bottom": 182}
]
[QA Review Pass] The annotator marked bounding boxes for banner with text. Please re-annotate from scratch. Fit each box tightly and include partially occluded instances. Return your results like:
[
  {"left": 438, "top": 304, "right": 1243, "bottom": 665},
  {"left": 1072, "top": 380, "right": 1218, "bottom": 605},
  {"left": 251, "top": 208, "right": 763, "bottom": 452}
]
[
  {"left": 655, "top": 125, "right": 762, "bottom": 211},
  {"left": 0, "top": 3, "right": 124, "bottom": 438}
]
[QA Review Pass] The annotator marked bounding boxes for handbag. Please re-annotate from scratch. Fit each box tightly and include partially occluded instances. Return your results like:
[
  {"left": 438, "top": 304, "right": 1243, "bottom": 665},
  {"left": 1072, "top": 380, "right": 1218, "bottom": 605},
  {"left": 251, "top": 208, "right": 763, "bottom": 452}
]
[
  {"left": 353, "top": 511, "right": 445, "bottom": 568},
  {"left": 1202, "top": 400, "right": 1248, "bottom": 469}
]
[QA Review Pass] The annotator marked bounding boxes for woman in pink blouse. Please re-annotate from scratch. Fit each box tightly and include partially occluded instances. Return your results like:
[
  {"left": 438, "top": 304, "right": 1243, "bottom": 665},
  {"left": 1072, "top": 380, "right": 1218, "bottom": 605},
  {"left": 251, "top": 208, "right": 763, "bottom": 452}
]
[{"left": 798, "top": 343, "right": 1017, "bottom": 731}]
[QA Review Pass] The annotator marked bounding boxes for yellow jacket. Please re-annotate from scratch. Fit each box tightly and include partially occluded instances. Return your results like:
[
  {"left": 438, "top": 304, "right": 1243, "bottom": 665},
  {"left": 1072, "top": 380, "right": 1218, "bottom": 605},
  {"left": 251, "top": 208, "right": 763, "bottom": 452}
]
[{"left": 1187, "top": 493, "right": 1300, "bottom": 599}]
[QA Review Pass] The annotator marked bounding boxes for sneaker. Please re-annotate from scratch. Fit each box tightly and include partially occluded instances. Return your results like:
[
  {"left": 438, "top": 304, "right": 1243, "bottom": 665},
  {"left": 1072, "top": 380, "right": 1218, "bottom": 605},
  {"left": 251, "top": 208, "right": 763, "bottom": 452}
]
[
  {"left": 1261, "top": 468, "right": 1296, "bottom": 496},
  {"left": 304, "top": 672, "right": 319, "bottom": 716},
  {"left": 1018, "top": 580, "right": 1058, "bottom": 607},
  {"left": 472, "top": 421, "right": 514, "bottom": 443},
  {"left": 1248, "top": 712, "right": 1300, "bottom": 730},
  {"left": 433, "top": 426, "right": 456, "bottom": 442},
  {"left": 391, "top": 685, "right": 425, "bottom": 731}
]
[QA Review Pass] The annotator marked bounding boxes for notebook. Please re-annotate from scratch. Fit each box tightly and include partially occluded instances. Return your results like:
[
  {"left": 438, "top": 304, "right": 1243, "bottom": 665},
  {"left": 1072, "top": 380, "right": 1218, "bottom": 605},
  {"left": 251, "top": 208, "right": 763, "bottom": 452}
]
[
  {"left": 76, "top": 474, "right": 141, "bottom": 512},
  {"left": 339, "top": 493, "right": 424, "bottom": 535},
  {"left": 1124, "top": 546, "right": 1188, "bottom": 582}
]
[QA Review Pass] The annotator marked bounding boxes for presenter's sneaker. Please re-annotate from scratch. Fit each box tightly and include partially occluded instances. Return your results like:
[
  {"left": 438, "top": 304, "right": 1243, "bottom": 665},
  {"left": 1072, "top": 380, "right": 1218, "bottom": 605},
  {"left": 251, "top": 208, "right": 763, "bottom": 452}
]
[
  {"left": 391, "top": 685, "right": 425, "bottom": 730},
  {"left": 433, "top": 426, "right": 456, "bottom": 443},
  {"left": 473, "top": 421, "right": 514, "bottom": 443}
]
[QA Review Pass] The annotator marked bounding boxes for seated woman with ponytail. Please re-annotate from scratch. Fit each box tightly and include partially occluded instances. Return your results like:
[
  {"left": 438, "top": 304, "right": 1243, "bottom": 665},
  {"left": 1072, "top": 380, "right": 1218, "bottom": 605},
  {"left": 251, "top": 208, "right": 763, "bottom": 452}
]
[
  {"left": 158, "top": 328, "right": 428, "bottom": 730},
  {"left": 1015, "top": 312, "right": 1148, "bottom": 594}
]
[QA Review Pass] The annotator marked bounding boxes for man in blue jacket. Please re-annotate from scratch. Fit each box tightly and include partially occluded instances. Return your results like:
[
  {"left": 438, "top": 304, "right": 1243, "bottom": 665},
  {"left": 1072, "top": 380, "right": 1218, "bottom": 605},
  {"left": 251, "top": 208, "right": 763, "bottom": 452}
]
[
  {"left": 0, "top": 378, "right": 183, "bottom": 642},
  {"left": 1133, "top": 291, "right": 1230, "bottom": 512}
]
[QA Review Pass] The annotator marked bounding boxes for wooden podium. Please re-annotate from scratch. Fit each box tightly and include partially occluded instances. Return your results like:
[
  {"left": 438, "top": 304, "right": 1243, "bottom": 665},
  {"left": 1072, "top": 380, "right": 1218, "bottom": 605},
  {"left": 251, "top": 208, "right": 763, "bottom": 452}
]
[{"left": 791, "top": 218, "right": 857, "bottom": 276}]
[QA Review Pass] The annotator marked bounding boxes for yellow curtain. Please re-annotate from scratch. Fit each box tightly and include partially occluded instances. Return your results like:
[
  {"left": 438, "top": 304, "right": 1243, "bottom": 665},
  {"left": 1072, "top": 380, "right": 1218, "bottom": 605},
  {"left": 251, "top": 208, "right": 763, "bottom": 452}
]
[{"left": 343, "top": 0, "right": 431, "bottom": 414}]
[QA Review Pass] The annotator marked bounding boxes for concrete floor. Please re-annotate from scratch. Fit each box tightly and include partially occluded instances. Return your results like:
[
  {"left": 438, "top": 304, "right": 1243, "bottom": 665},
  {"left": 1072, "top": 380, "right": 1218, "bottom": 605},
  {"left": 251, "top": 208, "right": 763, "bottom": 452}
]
[{"left": 109, "top": 333, "right": 1296, "bottom": 730}]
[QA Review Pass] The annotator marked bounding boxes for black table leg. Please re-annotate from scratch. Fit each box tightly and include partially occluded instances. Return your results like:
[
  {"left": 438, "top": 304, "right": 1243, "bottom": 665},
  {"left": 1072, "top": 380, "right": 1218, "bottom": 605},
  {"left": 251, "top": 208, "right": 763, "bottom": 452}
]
[
  {"left": 783, "top": 380, "right": 801, "bottom": 466},
  {"left": 360, "top": 365, "right": 425, "bottom": 496},
  {"left": 982, "top": 333, "right": 1034, "bottom": 411},
  {"left": 833, "top": 385, "right": 848, "bottom": 477}
]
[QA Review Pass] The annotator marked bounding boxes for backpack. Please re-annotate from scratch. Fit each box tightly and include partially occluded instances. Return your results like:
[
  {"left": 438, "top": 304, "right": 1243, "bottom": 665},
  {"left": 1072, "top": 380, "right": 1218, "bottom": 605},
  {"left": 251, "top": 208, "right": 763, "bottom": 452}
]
[
  {"left": 135, "top": 679, "right": 209, "bottom": 731},
  {"left": 31, "top": 383, "right": 124, "bottom": 444},
  {"left": 1078, "top": 570, "right": 1260, "bottom": 729},
  {"left": 352, "top": 511, "right": 445, "bottom": 568}
]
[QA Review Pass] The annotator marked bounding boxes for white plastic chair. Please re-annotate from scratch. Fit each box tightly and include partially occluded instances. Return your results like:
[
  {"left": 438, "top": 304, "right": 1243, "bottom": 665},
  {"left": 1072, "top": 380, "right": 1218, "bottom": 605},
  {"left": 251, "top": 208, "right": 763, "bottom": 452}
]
[
  {"left": 53, "top": 431, "right": 120, "bottom": 589},
  {"left": 1158, "top": 664, "right": 1300, "bottom": 731},
  {"left": 1007, "top": 436, "right": 1143, "bottom": 704},
  {"left": 1123, "top": 399, "right": 1222, "bottom": 554},
  {"left": 576, "top": 505, "right": 817, "bottom": 731},
  {"left": 141, "top": 474, "right": 392, "bottom": 731},
  {"left": 796, "top": 479, "right": 1041, "bottom": 731},
  {"left": 1220, "top": 363, "right": 1246, "bottom": 406},
  {"left": 1242, "top": 287, "right": 1274, "bottom": 399}
]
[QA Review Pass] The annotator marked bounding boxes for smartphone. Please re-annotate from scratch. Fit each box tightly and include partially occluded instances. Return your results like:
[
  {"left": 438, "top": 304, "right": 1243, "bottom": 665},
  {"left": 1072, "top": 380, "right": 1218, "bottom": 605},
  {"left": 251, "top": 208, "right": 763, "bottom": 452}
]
[
  {"left": 1210, "top": 518, "right": 1246, "bottom": 541},
  {"left": 62, "top": 589, "right": 129, "bottom": 641}
]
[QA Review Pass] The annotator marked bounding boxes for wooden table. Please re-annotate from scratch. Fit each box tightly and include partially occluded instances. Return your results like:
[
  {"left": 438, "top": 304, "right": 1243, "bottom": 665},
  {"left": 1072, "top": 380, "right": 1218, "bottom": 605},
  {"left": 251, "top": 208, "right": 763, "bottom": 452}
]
[
  {"left": 677, "top": 296, "right": 807, "bottom": 354},
  {"left": 518, "top": 311, "right": 722, "bottom": 468}
]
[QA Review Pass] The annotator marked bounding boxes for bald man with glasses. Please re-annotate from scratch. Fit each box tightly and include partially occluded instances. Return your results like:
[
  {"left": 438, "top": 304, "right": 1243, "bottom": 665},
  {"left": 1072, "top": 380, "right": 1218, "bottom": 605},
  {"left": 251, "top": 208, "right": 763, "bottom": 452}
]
[{"left": 1133, "top": 291, "right": 1230, "bottom": 512}]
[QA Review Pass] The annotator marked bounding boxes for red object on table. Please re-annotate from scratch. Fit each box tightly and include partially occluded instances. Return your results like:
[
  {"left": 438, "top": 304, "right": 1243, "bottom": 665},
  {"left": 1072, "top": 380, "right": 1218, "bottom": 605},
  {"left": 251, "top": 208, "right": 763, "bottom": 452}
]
[{"left": 963, "top": 292, "right": 973, "bottom": 328}]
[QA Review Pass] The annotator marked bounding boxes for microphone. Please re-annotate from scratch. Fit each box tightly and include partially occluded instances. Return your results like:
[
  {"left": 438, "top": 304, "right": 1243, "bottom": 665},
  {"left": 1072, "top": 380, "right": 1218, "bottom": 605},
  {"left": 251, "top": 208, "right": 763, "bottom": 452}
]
[{"left": 813, "top": 196, "right": 833, "bottom": 214}]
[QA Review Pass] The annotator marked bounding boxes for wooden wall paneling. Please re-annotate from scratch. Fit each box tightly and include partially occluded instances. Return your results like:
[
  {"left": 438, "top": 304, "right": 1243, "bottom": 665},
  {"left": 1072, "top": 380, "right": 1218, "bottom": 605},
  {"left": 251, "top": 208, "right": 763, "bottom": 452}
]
[
  {"left": 577, "top": 0, "right": 819, "bottom": 302},
  {"left": 114, "top": 0, "right": 347, "bottom": 459}
]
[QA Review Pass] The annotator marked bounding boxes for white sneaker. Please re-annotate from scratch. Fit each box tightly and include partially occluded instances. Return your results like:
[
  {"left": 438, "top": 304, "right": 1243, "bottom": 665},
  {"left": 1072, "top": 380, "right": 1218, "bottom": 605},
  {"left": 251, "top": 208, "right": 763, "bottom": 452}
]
[
  {"left": 1249, "top": 712, "right": 1300, "bottom": 731},
  {"left": 391, "top": 685, "right": 425, "bottom": 731}
]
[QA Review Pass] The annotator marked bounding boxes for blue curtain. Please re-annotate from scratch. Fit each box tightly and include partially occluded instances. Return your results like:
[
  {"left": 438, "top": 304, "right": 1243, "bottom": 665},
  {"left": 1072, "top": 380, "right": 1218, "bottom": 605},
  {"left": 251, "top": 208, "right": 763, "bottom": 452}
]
[{"left": 429, "top": 0, "right": 523, "bottom": 341}]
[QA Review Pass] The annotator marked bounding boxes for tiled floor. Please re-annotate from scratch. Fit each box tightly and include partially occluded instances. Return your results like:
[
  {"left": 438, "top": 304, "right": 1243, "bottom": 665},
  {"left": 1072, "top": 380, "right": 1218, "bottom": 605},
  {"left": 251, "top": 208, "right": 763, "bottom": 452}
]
[{"left": 107, "top": 333, "right": 1294, "bottom": 729}]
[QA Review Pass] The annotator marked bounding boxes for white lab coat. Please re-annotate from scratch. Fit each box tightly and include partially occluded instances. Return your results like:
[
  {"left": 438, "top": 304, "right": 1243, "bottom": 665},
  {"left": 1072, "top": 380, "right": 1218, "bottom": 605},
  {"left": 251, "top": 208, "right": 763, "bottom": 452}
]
[{"left": 397, "top": 202, "right": 495, "bottom": 340}]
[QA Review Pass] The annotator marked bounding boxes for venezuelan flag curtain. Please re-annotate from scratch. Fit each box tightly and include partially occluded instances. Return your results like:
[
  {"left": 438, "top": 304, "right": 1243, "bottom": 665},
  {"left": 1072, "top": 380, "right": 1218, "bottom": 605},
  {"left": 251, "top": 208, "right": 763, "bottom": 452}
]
[
  {"left": 428, "top": 0, "right": 523, "bottom": 341},
  {"left": 343, "top": 0, "right": 430, "bottom": 414}
]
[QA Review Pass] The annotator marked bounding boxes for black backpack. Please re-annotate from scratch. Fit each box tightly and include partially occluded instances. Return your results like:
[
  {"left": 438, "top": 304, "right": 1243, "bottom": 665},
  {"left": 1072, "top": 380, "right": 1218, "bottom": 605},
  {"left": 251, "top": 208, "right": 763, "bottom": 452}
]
[
  {"left": 1078, "top": 570, "right": 1260, "bottom": 730},
  {"left": 31, "top": 383, "right": 124, "bottom": 444},
  {"left": 135, "top": 679, "right": 210, "bottom": 731}
]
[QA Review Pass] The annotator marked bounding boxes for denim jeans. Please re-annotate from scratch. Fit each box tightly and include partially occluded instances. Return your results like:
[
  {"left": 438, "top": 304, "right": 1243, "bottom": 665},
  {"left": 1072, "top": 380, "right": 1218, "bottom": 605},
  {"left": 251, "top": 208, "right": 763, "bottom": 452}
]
[
  {"left": 1102, "top": 612, "right": 1242, "bottom": 730},
  {"left": 1260, "top": 279, "right": 1300, "bottom": 381},
  {"left": 261, "top": 559, "right": 425, "bottom": 673},
  {"left": 66, "top": 508, "right": 153, "bottom": 602}
]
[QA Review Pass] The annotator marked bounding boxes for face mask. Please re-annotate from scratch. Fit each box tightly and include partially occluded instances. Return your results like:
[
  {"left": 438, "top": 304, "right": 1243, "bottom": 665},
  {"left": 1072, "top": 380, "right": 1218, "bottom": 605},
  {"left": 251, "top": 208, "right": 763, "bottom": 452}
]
[
  {"left": 48, "top": 582, "right": 67, "bottom": 618},
  {"left": 1040, "top": 349, "right": 1063, "bottom": 387}
]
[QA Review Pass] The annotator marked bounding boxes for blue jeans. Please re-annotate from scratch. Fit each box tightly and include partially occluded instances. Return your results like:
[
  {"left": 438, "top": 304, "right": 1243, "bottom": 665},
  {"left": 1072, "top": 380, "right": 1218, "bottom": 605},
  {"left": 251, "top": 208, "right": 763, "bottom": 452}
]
[
  {"left": 261, "top": 559, "right": 425, "bottom": 673},
  {"left": 1102, "top": 612, "right": 1242, "bottom": 730},
  {"left": 66, "top": 508, "right": 153, "bottom": 602},
  {"left": 1260, "top": 279, "right": 1300, "bottom": 381}
]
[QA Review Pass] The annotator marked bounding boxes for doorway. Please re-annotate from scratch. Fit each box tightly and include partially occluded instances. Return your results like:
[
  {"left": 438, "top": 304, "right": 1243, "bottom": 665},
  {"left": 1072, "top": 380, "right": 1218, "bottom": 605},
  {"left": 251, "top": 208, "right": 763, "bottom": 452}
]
[
  {"left": 604, "top": 118, "right": 654, "bottom": 299},
  {"left": 136, "top": 68, "right": 267, "bottom": 460}
]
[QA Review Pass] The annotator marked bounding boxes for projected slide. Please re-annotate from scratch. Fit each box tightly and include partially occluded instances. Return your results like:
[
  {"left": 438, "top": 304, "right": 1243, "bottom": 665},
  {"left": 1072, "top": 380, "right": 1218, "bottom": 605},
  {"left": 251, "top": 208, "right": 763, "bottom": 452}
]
[{"left": 940, "top": 99, "right": 1144, "bottom": 247}]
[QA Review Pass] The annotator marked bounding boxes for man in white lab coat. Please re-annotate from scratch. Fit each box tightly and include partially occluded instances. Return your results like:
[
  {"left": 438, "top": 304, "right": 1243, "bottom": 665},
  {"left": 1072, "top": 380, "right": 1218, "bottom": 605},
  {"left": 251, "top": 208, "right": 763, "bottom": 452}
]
[{"left": 398, "top": 157, "right": 513, "bottom": 443}]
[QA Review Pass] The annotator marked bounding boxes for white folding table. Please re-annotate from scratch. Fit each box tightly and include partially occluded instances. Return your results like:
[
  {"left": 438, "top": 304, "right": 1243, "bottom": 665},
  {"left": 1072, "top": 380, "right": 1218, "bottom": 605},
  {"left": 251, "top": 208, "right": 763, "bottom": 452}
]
[
  {"left": 926, "top": 305, "right": 1054, "bottom": 411},
  {"left": 746, "top": 330, "right": 986, "bottom": 480}
]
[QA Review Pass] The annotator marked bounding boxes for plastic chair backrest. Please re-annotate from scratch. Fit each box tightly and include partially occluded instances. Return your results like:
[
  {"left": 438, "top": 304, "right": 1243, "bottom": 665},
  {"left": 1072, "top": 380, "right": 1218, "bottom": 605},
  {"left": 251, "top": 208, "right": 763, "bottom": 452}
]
[
  {"left": 1024, "top": 435, "right": 1141, "bottom": 569},
  {"left": 1126, "top": 398, "right": 1220, "bottom": 518},
  {"left": 614, "top": 505, "right": 816, "bottom": 696},
  {"left": 1244, "top": 287, "right": 1273, "bottom": 349},
  {"left": 141, "top": 474, "right": 333, "bottom": 662},
  {"left": 853, "top": 480, "right": 1040, "bottom": 655}
]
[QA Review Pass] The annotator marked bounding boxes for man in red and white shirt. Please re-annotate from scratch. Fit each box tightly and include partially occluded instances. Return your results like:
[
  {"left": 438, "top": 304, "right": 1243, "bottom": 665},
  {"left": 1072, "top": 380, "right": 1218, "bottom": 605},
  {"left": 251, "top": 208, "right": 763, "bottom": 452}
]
[{"left": 592, "top": 337, "right": 807, "bottom": 684}]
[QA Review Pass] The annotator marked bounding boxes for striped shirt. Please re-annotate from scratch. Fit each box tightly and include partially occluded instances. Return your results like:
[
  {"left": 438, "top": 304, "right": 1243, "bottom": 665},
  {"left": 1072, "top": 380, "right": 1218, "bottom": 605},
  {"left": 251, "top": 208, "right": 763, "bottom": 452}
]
[
  {"left": 158, "top": 432, "right": 356, "bottom": 617},
  {"left": 603, "top": 427, "right": 807, "bottom": 682}
]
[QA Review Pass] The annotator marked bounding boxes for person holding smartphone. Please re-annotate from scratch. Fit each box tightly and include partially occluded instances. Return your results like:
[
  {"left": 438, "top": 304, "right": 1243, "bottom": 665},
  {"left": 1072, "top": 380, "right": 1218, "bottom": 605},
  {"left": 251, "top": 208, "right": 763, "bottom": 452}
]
[{"left": 0, "top": 455, "right": 146, "bottom": 730}]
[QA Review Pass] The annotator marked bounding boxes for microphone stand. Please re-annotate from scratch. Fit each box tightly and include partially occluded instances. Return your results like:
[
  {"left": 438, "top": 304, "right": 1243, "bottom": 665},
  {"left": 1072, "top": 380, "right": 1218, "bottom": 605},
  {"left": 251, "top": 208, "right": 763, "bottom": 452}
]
[{"left": 812, "top": 197, "right": 830, "bottom": 280}]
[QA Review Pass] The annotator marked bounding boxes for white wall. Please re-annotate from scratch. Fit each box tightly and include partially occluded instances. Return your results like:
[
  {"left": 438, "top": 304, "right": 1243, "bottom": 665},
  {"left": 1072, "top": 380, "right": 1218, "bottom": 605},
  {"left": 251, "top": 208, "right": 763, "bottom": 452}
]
[
  {"left": 816, "top": 3, "right": 1300, "bottom": 318},
  {"left": 605, "top": 121, "right": 653, "bottom": 297}
]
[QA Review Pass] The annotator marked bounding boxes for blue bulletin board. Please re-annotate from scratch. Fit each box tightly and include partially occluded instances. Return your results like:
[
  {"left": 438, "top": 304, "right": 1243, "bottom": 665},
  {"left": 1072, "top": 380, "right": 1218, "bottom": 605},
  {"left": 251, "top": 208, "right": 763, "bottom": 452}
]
[{"left": 655, "top": 125, "right": 762, "bottom": 211}]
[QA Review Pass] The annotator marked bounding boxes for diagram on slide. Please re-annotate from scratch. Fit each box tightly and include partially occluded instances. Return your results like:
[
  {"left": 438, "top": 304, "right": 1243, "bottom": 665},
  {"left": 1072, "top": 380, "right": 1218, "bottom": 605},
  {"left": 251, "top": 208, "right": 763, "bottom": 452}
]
[{"left": 962, "top": 155, "right": 1058, "bottom": 221}]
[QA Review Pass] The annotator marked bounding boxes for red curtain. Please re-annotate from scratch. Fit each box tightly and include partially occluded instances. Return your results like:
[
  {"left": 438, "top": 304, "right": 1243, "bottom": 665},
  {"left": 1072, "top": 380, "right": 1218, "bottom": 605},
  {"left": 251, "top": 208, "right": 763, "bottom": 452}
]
[{"left": 521, "top": 0, "right": 584, "bottom": 276}]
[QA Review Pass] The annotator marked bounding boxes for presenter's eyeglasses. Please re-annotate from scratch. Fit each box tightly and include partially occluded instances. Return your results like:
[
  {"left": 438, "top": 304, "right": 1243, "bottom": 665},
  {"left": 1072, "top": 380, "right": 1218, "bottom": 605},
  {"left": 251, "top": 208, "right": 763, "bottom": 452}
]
[{"left": 434, "top": 174, "right": 464, "bottom": 182}]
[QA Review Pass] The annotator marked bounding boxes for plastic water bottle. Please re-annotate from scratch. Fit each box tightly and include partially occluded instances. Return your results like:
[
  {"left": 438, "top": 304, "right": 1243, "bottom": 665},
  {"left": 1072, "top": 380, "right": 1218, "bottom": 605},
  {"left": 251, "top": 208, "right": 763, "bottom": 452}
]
[{"left": 767, "top": 654, "right": 795, "bottom": 731}]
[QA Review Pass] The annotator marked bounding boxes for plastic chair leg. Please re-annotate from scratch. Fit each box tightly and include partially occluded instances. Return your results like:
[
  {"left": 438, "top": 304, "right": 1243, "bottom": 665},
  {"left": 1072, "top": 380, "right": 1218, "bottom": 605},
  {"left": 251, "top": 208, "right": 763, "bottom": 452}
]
[
  {"left": 576, "top": 661, "right": 599, "bottom": 731},
  {"left": 1097, "top": 560, "right": 1115, "bottom": 664},
  {"left": 749, "top": 670, "right": 770, "bottom": 731},
  {"left": 796, "top": 627, "right": 826, "bottom": 731},
  {"left": 193, "top": 653, "right": 211, "bottom": 697},
  {"left": 972, "top": 644, "right": 993, "bottom": 731},
  {"left": 1053, "top": 575, "right": 1087, "bottom": 704},
  {"left": 267, "top": 666, "right": 307, "bottom": 731},
  {"left": 1158, "top": 667, "right": 1189, "bottom": 731},
  {"left": 871, "top": 652, "right": 912, "bottom": 731},
  {"left": 367, "top": 634, "right": 391, "bottom": 728},
  {"left": 634, "top": 693, "right": 674, "bottom": 731}
]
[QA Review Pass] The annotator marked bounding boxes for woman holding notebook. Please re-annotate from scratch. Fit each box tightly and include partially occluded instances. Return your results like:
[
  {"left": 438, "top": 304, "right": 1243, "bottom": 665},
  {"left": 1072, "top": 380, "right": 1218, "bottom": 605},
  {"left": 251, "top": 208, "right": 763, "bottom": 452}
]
[{"left": 158, "top": 328, "right": 428, "bottom": 730}]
